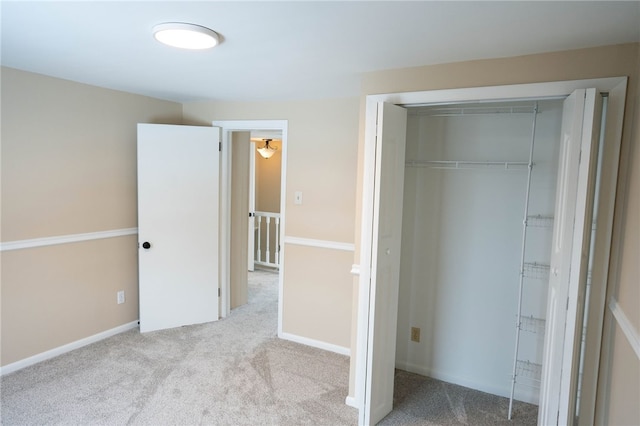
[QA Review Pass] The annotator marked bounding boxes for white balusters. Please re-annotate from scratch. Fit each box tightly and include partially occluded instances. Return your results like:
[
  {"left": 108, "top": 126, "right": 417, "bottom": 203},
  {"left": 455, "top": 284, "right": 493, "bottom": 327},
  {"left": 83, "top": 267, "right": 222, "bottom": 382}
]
[
  {"left": 265, "top": 216, "right": 271, "bottom": 266},
  {"left": 253, "top": 211, "right": 280, "bottom": 269},
  {"left": 256, "top": 217, "right": 262, "bottom": 264}
]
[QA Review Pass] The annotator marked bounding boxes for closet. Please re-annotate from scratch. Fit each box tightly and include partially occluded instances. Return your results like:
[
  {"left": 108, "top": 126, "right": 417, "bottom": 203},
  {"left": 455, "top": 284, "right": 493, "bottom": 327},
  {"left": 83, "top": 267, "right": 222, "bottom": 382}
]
[{"left": 395, "top": 99, "right": 564, "bottom": 411}]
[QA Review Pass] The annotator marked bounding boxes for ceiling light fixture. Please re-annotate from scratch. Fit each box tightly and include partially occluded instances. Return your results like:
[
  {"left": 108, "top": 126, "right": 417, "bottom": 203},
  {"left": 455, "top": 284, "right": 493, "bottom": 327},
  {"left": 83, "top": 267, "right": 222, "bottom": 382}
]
[
  {"left": 153, "top": 22, "right": 220, "bottom": 50},
  {"left": 257, "top": 139, "right": 278, "bottom": 159}
]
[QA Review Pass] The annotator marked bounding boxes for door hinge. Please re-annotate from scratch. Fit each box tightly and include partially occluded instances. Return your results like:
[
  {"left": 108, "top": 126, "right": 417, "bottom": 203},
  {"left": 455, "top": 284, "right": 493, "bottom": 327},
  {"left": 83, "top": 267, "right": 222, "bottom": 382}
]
[
  {"left": 218, "top": 288, "right": 221, "bottom": 297},
  {"left": 219, "top": 142, "right": 222, "bottom": 152},
  {"left": 566, "top": 296, "right": 570, "bottom": 311}
]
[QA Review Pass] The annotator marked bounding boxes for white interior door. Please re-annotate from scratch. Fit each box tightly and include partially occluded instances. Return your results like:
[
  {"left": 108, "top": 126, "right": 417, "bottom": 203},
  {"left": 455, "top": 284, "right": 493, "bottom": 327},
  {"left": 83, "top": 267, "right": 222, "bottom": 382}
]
[
  {"left": 137, "top": 123, "right": 220, "bottom": 333},
  {"left": 362, "top": 102, "right": 407, "bottom": 425},
  {"left": 248, "top": 141, "right": 256, "bottom": 272},
  {"left": 539, "top": 88, "right": 602, "bottom": 425}
]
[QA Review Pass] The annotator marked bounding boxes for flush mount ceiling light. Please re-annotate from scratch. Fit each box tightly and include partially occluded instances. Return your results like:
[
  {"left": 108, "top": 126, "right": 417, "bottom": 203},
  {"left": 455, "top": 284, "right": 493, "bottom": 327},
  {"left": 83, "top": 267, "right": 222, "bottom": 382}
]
[
  {"left": 257, "top": 139, "right": 278, "bottom": 159},
  {"left": 153, "top": 22, "right": 220, "bottom": 50}
]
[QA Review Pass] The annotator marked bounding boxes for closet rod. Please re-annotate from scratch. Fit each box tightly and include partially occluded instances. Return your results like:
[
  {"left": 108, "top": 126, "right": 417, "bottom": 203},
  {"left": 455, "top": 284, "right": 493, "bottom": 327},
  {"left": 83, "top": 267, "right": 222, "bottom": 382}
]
[
  {"left": 402, "top": 95, "right": 566, "bottom": 109},
  {"left": 405, "top": 160, "right": 529, "bottom": 170},
  {"left": 410, "top": 105, "right": 536, "bottom": 117}
]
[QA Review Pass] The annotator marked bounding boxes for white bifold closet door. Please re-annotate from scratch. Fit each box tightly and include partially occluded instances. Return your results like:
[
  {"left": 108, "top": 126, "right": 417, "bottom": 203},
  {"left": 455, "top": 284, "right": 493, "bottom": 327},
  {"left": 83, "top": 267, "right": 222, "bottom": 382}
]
[
  {"left": 539, "top": 88, "right": 602, "bottom": 425},
  {"left": 361, "top": 102, "right": 407, "bottom": 426},
  {"left": 137, "top": 123, "right": 220, "bottom": 333}
]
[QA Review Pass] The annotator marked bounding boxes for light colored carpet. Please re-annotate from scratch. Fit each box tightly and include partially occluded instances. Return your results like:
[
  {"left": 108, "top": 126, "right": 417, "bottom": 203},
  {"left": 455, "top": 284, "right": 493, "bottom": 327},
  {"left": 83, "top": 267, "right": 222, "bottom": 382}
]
[
  {"left": 379, "top": 370, "right": 538, "bottom": 426},
  {"left": 2, "top": 270, "right": 538, "bottom": 426}
]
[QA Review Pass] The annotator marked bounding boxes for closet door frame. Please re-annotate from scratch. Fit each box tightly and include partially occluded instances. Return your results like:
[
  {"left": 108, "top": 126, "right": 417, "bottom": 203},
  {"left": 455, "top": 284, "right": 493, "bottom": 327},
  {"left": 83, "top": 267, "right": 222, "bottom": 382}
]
[{"left": 355, "top": 77, "right": 627, "bottom": 425}]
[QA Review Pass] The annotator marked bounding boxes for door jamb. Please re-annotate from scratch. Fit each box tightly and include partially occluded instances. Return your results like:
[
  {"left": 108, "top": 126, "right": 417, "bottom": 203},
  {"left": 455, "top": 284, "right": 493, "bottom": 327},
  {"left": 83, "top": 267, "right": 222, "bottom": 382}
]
[
  {"left": 356, "top": 77, "right": 627, "bottom": 425},
  {"left": 213, "top": 119, "right": 288, "bottom": 338},
  {"left": 248, "top": 141, "right": 256, "bottom": 272}
]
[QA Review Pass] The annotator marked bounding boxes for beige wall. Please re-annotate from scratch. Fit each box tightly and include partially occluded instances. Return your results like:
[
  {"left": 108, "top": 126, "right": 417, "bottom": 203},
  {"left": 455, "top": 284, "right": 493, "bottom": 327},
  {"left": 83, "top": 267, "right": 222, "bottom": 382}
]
[
  {"left": 605, "top": 325, "right": 640, "bottom": 424},
  {"left": 183, "top": 98, "right": 359, "bottom": 349},
  {"left": 601, "top": 47, "right": 640, "bottom": 426},
  {"left": 1, "top": 67, "right": 183, "bottom": 366},
  {"left": 283, "top": 245, "right": 353, "bottom": 348},
  {"left": 348, "top": 43, "right": 640, "bottom": 411},
  {"left": 1, "top": 238, "right": 139, "bottom": 364}
]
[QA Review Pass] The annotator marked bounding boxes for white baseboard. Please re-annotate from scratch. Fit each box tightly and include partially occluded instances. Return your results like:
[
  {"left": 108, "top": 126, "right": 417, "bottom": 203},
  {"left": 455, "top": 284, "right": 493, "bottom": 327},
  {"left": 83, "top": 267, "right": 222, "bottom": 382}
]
[
  {"left": 0, "top": 320, "right": 139, "bottom": 376},
  {"left": 345, "top": 395, "right": 358, "bottom": 408},
  {"left": 279, "top": 331, "right": 350, "bottom": 356},
  {"left": 395, "top": 360, "right": 539, "bottom": 405}
]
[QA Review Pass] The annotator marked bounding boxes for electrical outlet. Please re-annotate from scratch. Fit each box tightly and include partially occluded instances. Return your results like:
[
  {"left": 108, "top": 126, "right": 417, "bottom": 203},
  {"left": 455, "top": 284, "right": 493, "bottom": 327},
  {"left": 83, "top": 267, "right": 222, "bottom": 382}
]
[
  {"left": 411, "top": 327, "right": 420, "bottom": 342},
  {"left": 117, "top": 290, "right": 125, "bottom": 304}
]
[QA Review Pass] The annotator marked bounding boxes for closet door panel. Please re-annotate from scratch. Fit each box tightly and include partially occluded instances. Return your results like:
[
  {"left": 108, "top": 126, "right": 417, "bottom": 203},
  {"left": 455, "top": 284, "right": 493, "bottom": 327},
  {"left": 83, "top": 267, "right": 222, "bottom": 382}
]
[
  {"left": 363, "top": 102, "right": 407, "bottom": 426},
  {"left": 539, "top": 88, "right": 601, "bottom": 425}
]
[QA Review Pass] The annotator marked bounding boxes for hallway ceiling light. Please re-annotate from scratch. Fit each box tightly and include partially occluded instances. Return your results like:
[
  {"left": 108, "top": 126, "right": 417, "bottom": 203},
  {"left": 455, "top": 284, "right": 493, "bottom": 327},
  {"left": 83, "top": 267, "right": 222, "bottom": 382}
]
[
  {"left": 257, "top": 139, "right": 278, "bottom": 159},
  {"left": 153, "top": 22, "right": 220, "bottom": 50}
]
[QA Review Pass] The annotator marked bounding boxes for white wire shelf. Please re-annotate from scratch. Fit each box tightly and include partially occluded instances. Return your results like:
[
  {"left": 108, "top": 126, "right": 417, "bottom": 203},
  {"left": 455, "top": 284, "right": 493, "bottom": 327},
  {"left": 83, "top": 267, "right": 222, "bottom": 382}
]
[
  {"left": 524, "top": 216, "right": 596, "bottom": 233},
  {"left": 526, "top": 215, "right": 554, "bottom": 228},
  {"left": 519, "top": 315, "right": 546, "bottom": 334},
  {"left": 405, "top": 160, "right": 530, "bottom": 170},
  {"left": 522, "top": 262, "right": 550, "bottom": 280},
  {"left": 515, "top": 360, "right": 543, "bottom": 382}
]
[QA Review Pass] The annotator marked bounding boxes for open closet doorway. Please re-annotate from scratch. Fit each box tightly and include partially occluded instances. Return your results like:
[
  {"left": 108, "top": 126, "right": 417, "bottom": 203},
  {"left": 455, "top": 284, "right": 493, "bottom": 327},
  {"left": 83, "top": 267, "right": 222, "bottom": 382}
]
[
  {"left": 355, "top": 78, "right": 627, "bottom": 426},
  {"left": 214, "top": 120, "right": 288, "bottom": 339},
  {"left": 394, "top": 98, "right": 565, "bottom": 422}
]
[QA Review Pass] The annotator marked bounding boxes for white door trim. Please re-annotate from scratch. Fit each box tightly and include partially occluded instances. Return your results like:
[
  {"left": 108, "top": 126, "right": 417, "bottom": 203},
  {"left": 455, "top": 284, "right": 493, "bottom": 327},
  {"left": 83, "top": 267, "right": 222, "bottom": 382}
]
[
  {"left": 213, "top": 120, "right": 288, "bottom": 338},
  {"left": 356, "top": 77, "right": 627, "bottom": 425},
  {"left": 0, "top": 228, "right": 138, "bottom": 251}
]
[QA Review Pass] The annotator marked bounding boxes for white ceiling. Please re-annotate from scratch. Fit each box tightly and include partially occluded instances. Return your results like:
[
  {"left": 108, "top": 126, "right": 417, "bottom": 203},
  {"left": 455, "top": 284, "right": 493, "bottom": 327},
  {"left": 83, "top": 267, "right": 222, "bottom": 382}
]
[{"left": 2, "top": 1, "right": 639, "bottom": 103}]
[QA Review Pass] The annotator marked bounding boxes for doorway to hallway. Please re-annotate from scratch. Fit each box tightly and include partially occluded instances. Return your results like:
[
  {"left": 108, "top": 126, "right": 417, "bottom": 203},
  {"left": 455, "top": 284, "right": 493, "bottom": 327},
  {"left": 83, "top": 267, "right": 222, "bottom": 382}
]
[{"left": 214, "top": 120, "right": 288, "bottom": 339}]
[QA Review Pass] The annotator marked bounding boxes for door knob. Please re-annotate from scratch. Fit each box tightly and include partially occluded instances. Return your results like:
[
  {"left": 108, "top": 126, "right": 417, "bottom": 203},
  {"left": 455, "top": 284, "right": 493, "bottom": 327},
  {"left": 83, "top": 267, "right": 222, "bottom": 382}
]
[{"left": 142, "top": 242, "right": 151, "bottom": 249}]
